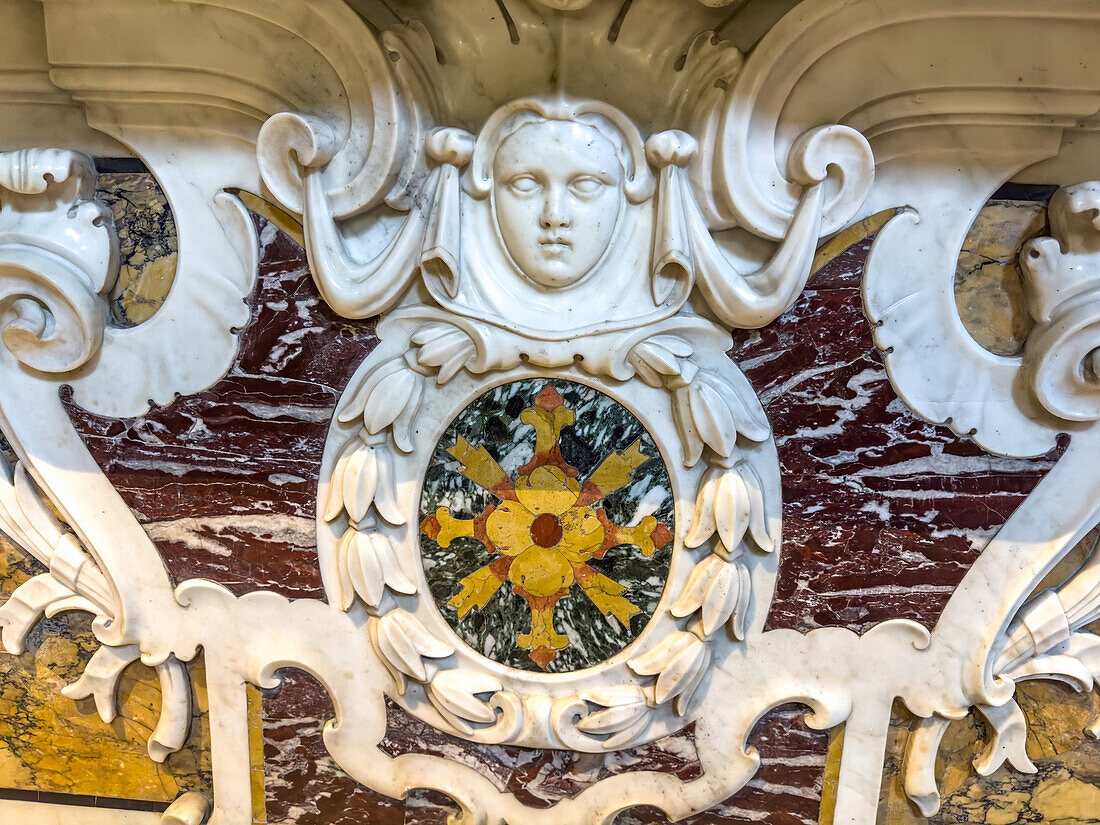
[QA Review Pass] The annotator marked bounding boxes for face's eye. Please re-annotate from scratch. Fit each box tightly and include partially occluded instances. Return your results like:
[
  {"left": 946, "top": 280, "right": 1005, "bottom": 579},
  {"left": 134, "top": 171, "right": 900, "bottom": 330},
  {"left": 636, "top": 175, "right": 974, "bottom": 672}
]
[
  {"left": 569, "top": 175, "right": 606, "bottom": 198},
  {"left": 506, "top": 174, "right": 540, "bottom": 195}
]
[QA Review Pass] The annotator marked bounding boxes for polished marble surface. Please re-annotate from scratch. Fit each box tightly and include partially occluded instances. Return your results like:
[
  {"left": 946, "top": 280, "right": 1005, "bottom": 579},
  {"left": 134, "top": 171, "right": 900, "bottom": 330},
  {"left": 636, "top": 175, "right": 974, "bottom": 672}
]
[{"left": 419, "top": 379, "right": 674, "bottom": 672}]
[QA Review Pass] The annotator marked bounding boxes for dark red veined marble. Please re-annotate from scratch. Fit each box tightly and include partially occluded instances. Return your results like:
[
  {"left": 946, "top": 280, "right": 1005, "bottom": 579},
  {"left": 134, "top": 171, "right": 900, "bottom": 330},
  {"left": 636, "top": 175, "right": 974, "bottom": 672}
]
[
  {"left": 65, "top": 218, "right": 376, "bottom": 597},
  {"left": 732, "top": 237, "right": 1060, "bottom": 634}
]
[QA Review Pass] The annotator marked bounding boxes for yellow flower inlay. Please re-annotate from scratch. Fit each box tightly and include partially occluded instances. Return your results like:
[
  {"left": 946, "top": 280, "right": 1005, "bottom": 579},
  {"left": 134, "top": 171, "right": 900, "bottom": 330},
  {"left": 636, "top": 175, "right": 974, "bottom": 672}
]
[{"left": 420, "top": 384, "right": 674, "bottom": 669}]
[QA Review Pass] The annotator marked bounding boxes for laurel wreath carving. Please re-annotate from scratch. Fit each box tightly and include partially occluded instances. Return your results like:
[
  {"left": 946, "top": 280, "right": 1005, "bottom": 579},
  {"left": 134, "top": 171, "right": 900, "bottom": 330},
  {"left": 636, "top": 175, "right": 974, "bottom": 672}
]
[{"left": 322, "top": 326, "right": 780, "bottom": 744}]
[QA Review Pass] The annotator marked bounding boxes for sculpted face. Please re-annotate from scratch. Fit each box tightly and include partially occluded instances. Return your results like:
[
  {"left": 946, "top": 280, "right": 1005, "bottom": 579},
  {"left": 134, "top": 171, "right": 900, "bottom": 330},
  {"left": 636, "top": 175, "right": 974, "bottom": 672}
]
[{"left": 492, "top": 120, "right": 624, "bottom": 288}]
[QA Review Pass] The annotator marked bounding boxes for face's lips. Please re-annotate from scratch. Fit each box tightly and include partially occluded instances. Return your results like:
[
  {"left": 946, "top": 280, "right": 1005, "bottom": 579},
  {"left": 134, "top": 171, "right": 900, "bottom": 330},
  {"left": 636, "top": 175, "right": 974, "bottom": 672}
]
[{"left": 538, "top": 236, "right": 572, "bottom": 257}]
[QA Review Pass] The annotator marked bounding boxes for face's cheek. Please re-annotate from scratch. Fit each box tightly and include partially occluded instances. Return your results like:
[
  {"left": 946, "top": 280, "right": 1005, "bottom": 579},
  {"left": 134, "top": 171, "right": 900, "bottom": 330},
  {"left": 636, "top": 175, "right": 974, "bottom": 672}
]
[
  {"left": 571, "top": 188, "right": 623, "bottom": 271},
  {"left": 494, "top": 187, "right": 540, "bottom": 265}
]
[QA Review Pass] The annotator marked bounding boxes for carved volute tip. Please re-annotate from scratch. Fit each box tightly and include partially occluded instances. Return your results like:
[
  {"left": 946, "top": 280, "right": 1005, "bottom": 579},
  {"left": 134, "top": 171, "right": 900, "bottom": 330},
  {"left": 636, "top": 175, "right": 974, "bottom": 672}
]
[
  {"left": 160, "top": 792, "right": 210, "bottom": 825},
  {"left": 645, "top": 130, "right": 698, "bottom": 170},
  {"left": 426, "top": 127, "right": 475, "bottom": 168}
]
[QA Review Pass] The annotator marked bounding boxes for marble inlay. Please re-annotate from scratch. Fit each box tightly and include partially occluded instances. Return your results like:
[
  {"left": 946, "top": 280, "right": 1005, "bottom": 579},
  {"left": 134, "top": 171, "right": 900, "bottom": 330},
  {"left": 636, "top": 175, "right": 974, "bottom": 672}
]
[
  {"left": 94, "top": 165, "right": 177, "bottom": 328},
  {"left": 20, "top": 192, "right": 1094, "bottom": 823},
  {"left": 0, "top": 537, "right": 211, "bottom": 804},
  {"left": 419, "top": 380, "right": 674, "bottom": 672}
]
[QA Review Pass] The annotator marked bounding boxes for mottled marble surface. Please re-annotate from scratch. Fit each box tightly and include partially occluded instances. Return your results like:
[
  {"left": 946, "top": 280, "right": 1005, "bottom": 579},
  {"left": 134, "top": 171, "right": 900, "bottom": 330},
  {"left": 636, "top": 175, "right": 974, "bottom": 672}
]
[
  {"left": 735, "top": 223, "right": 1059, "bottom": 635},
  {"left": 95, "top": 164, "right": 177, "bottom": 328},
  {"left": 954, "top": 185, "right": 1055, "bottom": 356},
  {"left": 873, "top": 678, "right": 1100, "bottom": 825},
  {"left": 66, "top": 216, "right": 375, "bottom": 598},
  {"left": 420, "top": 379, "right": 674, "bottom": 672},
  {"left": 0, "top": 536, "right": 210, "bottom": 805}
]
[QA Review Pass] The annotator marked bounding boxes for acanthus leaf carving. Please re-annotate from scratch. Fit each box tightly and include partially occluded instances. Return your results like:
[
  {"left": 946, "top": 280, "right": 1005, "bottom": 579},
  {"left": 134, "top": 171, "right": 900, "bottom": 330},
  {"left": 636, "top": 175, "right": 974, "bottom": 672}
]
[{"left": 0, "top": 456, "right": 193, "bottom": 764}]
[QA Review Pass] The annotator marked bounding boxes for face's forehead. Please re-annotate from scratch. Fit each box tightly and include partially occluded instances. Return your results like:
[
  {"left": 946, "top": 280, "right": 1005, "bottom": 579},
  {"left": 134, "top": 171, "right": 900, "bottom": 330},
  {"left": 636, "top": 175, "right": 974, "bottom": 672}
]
[{"left": 493, "top": 119, "right": 623, "bottom": 180}]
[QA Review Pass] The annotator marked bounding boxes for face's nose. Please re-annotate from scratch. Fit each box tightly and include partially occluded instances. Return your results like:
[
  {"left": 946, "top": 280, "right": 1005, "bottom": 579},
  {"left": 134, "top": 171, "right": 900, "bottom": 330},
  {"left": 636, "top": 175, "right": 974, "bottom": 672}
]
[{"left": 539, "top": 183, "right": 571, "bottom": 230}]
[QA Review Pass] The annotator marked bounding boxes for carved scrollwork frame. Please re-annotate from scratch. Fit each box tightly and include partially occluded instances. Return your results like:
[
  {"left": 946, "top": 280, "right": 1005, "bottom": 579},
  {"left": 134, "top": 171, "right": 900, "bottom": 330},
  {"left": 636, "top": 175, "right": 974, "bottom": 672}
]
[{"left": 2, "top": 2, "right": 1100, "bottom": 825}]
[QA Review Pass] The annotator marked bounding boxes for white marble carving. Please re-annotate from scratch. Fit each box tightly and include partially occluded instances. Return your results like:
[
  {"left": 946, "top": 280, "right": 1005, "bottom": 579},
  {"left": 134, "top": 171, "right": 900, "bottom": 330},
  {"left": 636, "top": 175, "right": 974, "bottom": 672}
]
[{"left": 1, "top": 2, "right": 1100, "bottom": 825}]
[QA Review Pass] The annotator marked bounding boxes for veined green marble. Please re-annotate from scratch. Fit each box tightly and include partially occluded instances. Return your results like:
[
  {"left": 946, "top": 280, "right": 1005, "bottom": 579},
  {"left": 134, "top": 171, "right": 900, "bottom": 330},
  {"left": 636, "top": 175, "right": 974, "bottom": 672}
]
[{"left": 419, "top": 379, "right": 675, "bottom": 673}]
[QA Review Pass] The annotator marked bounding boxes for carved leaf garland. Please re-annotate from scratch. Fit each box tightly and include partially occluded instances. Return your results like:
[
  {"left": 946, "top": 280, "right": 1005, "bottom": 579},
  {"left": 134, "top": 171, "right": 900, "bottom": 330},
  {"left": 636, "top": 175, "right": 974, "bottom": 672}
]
[
  {"left": 325, "top": 433, "right": 406, "bottom": 527},
  {"left": 576, "top": 685, "right": 652, "bottom": 749},
  {"left": 670, "top": 552, "right": 752, "bottom": 638},
  {"left": 686, "top": 462, "right": 775, "bottom": 556},
  {"left": 336, "top": 356, "right": 426, "bottom": 453},
  {"left": 410, "top": 322, "right": 477, "bottom": 384},
  {"left": 335, "top": 527, "right": 417, "bottom": 613}
]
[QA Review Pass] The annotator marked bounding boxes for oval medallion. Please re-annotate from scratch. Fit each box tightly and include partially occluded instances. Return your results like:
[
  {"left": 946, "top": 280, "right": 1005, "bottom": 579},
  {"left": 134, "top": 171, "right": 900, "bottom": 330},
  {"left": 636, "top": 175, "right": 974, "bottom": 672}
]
[{"left": 419, "top": 379, "right": 675, "bottom": 672}]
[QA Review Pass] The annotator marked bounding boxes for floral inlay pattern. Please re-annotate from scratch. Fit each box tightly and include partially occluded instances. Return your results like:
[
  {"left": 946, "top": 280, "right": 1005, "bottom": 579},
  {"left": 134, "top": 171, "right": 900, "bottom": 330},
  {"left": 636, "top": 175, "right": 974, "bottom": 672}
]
[{"left": 420, "top": 381, "right": 674, "bottom": 671}]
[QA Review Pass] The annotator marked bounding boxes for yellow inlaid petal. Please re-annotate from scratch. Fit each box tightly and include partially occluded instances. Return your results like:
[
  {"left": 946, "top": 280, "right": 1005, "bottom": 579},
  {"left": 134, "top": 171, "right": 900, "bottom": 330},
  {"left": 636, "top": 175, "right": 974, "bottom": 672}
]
[
  {"left": 486, "top": 501, "right": 535, "bottom": 556},
  {"left": 517, "top": 605, "right": 569, "bottom": 659},
  {"left": 515, "top": 465, "right": 580, "bottom": 515},
  {"left": 576, "top": 566, "right": 640, "bottom": 627},
  {"left": 449, "top": 564, "right": 507, "bottom": 617},
  {"left": 557, "top": 505, "right": 605, "bottom": 562},
  {"left": 509, "top": 547, "right": 574, "bottom": 598},
  {"left": 447, "top": 436, "right": 514, "bottom": 498},
  {"left": 580, "top": 440, "right": 650, "bottom": 503},
  {"left": 434, "top": 508, "right": 476, "bottom": 548}
]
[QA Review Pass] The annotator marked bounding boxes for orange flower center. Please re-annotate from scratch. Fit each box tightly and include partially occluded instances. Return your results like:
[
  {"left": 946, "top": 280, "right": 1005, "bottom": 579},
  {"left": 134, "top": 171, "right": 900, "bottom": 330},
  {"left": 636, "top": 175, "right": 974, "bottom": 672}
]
[{"left": 530, "top": 512, "right": 563, "bottom": 548}]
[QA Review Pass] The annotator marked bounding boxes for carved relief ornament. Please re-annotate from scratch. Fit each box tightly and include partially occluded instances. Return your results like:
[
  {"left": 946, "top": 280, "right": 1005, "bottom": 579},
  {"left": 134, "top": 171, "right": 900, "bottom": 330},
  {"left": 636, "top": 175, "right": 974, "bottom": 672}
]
[{"left": 3, "top": 1, "right": 1100, "bottom": 824}]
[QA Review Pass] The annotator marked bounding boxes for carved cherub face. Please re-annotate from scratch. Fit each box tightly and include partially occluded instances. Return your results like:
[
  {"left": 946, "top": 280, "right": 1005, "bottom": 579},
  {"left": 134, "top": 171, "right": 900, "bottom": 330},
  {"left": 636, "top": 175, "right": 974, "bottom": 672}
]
[{"left": 492, "top": 120, "right": 624, "bottom": 288}]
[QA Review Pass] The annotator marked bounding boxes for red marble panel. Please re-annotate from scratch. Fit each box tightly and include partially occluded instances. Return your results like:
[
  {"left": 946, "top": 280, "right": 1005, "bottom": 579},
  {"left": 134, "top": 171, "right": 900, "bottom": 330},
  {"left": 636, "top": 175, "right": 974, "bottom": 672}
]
[
  {"left": 734, "top": 237, "right": 1060, "bottom": 633},
  {"left": 65, "top": 219, "right": 376, "bottom": 597}
]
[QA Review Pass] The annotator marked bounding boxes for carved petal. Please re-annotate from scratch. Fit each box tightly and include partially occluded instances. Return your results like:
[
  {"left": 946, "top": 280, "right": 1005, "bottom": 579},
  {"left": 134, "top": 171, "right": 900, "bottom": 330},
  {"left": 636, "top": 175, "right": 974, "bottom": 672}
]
[
  {"left": 337, "top": 358, "right": 406, "bottom": 424},
  {"left": 374, "top": 610, "right": 453, "bottom": 685},
  {"left": 714, "top": 470, "right": 750, "bottom": 553},
  {"left": 363, "top": 367, "right": 419, "bottom": 437},
  {"left": 902, "top": 715, "right": 952, "bottom": 816},
  {"left": 684, "top": 467, "right": 719, "bottom": 548},
  {"left": 343, "top": 444, "right": 377, "bottom": 524},
  {"left": 0, "top": 574, "right": 73, "bottom": 654},
  {"left": 324, "top": 437, "right": 362, "bottom": 522},
  {"left": 973, "top": 701, "right": 1037, "bottom": 776},
  {"left": 148, "top": 656, "right": 192, "bottom": 763},
  {"left": 628, "top": 631, "right": 709, "bottom": 713},
  {"left": 373, "top": 449, "right": 407, "bottom": 526},
  {"left": 577, "top": 685, "right": 650, "bottom": 745},
  {"left": 428, "top": 670, "right": 502, "bottom": 727}
]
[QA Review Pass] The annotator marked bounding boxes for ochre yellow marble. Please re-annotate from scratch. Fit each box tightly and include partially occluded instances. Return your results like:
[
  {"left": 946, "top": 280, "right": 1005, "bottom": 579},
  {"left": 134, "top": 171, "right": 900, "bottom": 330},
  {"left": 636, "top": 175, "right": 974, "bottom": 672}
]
[
  {"left": 954, "top": 199, "right": 1047, "bottom": 356},
  {"left": 0, "top": 534, "right": 211, "bottom": 802},
  {"left": 97, "top": 172, "right": 179, "bottom": 328}
]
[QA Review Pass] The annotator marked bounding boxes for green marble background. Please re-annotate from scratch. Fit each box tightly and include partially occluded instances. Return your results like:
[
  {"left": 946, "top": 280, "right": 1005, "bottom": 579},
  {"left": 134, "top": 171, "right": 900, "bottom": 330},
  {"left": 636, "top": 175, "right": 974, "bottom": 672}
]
[{"left": 419, "top": 379, "right": 675, "bottom": 673}]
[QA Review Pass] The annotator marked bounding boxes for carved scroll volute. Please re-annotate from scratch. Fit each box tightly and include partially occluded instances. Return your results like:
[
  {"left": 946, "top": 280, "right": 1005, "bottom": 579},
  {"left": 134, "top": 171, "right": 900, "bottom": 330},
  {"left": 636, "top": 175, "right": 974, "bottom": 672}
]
[
  {"left": 680, "top": 3, "right": 875, "bottom": 242},
  {"left": 1021, "top": 182, "right": 1100, "bottom": 421},
  {"left": 0, "top": 149, "right": 117, "bottom": 373}
]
